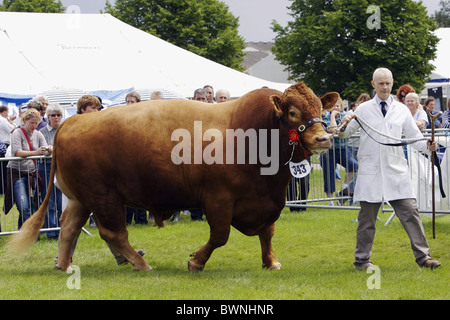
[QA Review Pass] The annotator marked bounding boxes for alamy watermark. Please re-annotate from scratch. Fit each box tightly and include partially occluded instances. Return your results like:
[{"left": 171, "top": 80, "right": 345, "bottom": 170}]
[
  {"left": 171, "top": 121, "right": 280, "bottom": 175},
  {"left": 66, "top": 265, "right": 81, "bottom": 290},
  {"left": 366, "top": 265, "right": 381, "bottom": 290},
  {"left": 65, "top": 5, "right": 81, "bottom": 30},
  {"left": 366, "top": 5, "right": 381, "bottom": 30}
]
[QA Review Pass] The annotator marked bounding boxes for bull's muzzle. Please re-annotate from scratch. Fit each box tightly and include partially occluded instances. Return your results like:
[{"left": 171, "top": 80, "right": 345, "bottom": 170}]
[{"left": 311, "top": 133, "right": 332, "bottom": 154}]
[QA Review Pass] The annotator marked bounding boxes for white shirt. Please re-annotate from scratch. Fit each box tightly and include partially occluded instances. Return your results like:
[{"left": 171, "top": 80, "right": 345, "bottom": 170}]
[
  {"left": 413, "top": 109, "right": 428, "bottom": 125},
  {"left": 0, "top": 116, "right": 16, "bottom": 144},
  {"left": 340, "top": 95, "right": 429, "bottom": 203}
]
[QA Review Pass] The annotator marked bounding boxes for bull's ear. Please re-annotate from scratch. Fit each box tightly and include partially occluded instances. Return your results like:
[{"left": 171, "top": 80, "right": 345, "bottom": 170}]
[
  {"left": 321, "top": 92, "right": 340, "bottom": 111},
  {"left": 270, "top": 95, "right": 283, "bottom": 117}
]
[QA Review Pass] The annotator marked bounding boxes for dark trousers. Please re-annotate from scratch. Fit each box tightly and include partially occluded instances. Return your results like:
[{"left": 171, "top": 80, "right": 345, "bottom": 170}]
[
  {"left": 190, "top": 209, "right": 204, "bottom": 221},
  {"left": 287, "top": 176, "right": 309, "bottom": 211},
  {"left": 126, "top": 207, "right": 148, "bottom": 225}
]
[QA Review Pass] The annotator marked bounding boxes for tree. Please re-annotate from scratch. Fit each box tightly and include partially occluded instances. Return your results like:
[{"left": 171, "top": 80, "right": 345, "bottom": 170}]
[
  {"left": 0, "top": 0, "right": 64, "bottom": 12},
  {"left": 272, "top": 0, "right": 439, "bottom": 100},
  {"left": 104, "top": 0, "right": 245, "bottom": 71},
  {"left": 432, "top": 0, "right": 450, "bottom": 27}
]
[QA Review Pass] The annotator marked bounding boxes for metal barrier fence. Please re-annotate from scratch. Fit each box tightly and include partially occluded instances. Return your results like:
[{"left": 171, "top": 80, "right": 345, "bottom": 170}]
[
  {"left": 0, "top": 155, "right": 62, "bottom": 236},
  {"left": 1, "top": 129, "right": 449, "bottom": 236},
  {"left": 286, "top": 129, "right": 450, "bottom": 219}
]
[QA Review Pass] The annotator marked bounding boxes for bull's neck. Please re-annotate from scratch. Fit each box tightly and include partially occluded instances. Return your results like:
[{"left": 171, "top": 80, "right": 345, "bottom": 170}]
[
  {"left": 264, "top": 111, "right": 306, "bottom": 187},
  {"left": 231, "top": 104, "right": 308, "bottom": 178},
  {"left": 277, "top": 117, "right": 310, "bottom": 172}
]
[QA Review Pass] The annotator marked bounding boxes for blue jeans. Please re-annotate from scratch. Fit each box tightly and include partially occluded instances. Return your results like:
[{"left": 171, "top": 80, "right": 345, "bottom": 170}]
[
  {"left": 13, "top": 175, "right": 34, "bottom": 229},
  {"left": 320, "top": 147, "right": 358, "bottom": 194},
  {"left": 38, "top": 162, "right": 62, "bottom": 238}
]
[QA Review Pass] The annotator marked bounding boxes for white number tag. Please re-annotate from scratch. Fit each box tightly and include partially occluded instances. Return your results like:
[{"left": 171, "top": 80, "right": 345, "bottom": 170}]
[{"left": 289, "top": 160, "right": 311, "bottom": 178}]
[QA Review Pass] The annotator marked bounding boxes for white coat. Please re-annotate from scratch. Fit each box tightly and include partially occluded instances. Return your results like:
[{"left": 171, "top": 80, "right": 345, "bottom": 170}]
[{"left": 340, "top": 95, "right": 429, "bottom": 203}]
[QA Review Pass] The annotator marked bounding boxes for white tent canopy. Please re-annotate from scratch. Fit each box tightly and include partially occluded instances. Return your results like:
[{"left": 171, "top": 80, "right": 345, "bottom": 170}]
[
  {"left": 430, "top": 28, "right": 450, "bottom": 80},
  {"left": 0, "top": 12, "right": 290, "bottom": 99},
  {"left": 423, "top": 28, "right": 450, "bottom": 104}
]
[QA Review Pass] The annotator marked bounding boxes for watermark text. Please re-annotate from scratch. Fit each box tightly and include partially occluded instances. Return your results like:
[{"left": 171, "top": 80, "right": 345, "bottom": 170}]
[{"left": 171, "top": 121, "right": 280, "bottom": 175}]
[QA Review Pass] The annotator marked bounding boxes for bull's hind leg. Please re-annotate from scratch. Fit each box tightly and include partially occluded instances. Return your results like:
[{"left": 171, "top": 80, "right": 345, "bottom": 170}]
[
  {"left": 94, "top": 204, "right": 151, "bottom": 271},
  {"left": 56, "top": 199, "right": 91, "bottom": 271},
  {"left": 259, "top": 223, "right": 281, "bottom": 270}
]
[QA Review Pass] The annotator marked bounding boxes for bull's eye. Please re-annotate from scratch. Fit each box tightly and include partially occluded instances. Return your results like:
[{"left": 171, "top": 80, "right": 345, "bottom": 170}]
[{"left": 289, "top": 111, "right": 296, "bottom": 117}]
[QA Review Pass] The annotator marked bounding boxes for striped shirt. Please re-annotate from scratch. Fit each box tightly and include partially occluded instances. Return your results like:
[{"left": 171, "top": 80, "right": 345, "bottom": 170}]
[
  {"left": 442, "top": 110, "right": 450, "bottom": 128},
  {"left": 39, "top": 124, "right": 57, "bottom": 144}
]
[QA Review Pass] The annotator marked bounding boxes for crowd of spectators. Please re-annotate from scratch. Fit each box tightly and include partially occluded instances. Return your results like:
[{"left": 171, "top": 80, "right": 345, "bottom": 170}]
[
  {"left": 0, "top": 82, "right": 448, "bottom": 232},
  {"left": 0, "top": 85, "right": 232, "bottom": 232}
]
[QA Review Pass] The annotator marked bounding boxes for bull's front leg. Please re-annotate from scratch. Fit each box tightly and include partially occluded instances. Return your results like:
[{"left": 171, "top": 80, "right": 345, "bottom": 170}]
[
  {"left": 259, "top": 223, "right": 281, "bottom": 270},
  {"left": 188, "top": 223, "right": 231, "bottom": 272},
  {"left": 188, "top": 202, "right": 232, "bottom": 272}
]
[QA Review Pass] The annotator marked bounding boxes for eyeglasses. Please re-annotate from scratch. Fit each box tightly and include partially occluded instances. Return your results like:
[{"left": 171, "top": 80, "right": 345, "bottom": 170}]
[{"left": 49, "top": 114, "right": 62, "bottom": 117}]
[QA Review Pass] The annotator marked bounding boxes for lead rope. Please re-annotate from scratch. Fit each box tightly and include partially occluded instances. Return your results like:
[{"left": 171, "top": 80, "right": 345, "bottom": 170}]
[
  {"left": 351, "top": 114, "right": 429, "bottom": 144},
  {"left": 284, "top": 141, "right": 297, "bottom": 165}
]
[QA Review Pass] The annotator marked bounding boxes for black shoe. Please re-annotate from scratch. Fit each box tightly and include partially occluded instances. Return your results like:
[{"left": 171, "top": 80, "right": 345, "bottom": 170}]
[
  {"left": 337, "top": 188, "right": 353, "bottom": 206},
  {"left": 336, "top": 190, "right": 347, "bottom": 206}
]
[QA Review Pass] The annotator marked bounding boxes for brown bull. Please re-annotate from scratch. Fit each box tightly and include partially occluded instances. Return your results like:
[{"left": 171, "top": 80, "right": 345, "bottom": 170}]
[{"left": 6, "top": 82, "right": 338, "bottom": 271}]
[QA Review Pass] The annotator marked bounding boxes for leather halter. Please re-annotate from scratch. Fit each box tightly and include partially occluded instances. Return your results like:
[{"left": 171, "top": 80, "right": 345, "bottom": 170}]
[
  {"left": 279, "top": 115, "right": 326, "bottom": 135},
  {"left": 279, "top": 115, "right": 326, "bottom": 159}
]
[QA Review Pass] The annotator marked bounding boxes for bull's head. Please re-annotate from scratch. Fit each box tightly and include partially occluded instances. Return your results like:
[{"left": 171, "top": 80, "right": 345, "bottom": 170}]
[{"left": 270, "top": 82, "right": 339, "bottom": 155}]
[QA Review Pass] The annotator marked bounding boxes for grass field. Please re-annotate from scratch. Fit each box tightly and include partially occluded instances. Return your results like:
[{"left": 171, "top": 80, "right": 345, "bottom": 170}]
[{"left": 0, "top": 207, "right": 448, "bottom": 300}]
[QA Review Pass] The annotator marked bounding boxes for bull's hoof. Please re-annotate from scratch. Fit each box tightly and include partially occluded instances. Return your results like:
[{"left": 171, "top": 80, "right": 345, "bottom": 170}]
[
  {"left": 54, "top": 264, "right": 64, "bottom": 271},
  {"left": 133, "top": 265, "right": 152, "bottom": 271},
  {"left": 54, "top": 263, "right": 70, "bottom": 272},
  {"left": 262, "top": 262, "right": 282, "bottom": 270},
  {"left": 188, "top": 259, "right": 204, "bottom": 272}
]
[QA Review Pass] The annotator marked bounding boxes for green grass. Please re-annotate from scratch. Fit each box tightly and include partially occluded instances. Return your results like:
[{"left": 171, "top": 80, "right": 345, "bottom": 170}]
[{"left": 0, "top": 208, "right": 448, "bottom": 300}]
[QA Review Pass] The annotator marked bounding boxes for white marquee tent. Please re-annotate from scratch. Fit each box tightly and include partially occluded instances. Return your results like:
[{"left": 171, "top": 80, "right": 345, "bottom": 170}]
[
  {"left": 0, "top": 12, "right": 290, "bottom": 106},
  {"left": 429, "top": 28, "right": 450, "bottom": 81},
  {"left": 422, "top": 28, "right": 450, "bottom": 106}
]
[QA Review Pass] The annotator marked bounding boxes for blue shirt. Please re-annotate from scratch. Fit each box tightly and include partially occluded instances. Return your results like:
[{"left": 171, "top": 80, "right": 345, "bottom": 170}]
[
  {"left": 426, "top": 110, "right": 442, "bottom": 129},
  {"left": 322, "top": 111, "right": 347, "bottom": 149}
]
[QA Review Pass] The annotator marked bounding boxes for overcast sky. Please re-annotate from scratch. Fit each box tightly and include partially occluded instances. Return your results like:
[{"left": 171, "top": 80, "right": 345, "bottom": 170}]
[{"left": 59, "top": 0, "right": 443, "bottom": 42}]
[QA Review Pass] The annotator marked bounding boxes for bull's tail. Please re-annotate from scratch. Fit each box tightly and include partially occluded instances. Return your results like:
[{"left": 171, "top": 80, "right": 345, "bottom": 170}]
[{"left": 5, "top": 144, "right": 58, "bottom": 257}]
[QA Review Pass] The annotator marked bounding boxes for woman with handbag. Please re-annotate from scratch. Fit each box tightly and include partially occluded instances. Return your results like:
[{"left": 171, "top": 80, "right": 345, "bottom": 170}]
[{"left": 4, "top": 108, "right": 52, "bottom": 229}]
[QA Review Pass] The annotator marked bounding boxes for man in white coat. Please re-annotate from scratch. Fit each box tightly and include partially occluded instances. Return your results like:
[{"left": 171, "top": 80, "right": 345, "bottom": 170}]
[{"left": 339, "top": 68, "right": 440, "bottom": 270}]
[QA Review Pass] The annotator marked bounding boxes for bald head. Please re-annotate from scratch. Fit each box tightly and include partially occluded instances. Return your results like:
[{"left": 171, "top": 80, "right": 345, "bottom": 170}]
[
  {"left": 372, "top": 68, "right": 393, "bottom": 82},
  {"left": 371, "top": 68, "right": 394, "bottom": 101},
  {"left": 215, "top": 89, "right": 230, "bottom": 103}
]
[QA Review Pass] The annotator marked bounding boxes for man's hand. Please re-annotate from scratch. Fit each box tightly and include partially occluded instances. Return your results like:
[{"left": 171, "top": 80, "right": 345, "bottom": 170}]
[
  {"left": 428, "top": 140, "right": 438, "bottom": 152},
  {"left": 339, "top": 114, "right": 356, "bottom": 131}
]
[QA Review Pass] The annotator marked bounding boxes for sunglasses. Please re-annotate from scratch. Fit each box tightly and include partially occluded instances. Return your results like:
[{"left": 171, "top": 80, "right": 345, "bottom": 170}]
[{"left": 49, "top": 114, "right": 62, "bottom": 117}]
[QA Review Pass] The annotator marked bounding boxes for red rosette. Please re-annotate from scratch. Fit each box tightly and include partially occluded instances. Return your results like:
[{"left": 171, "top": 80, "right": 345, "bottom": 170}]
[{"left": 289, "top": 129, "right": 300, "bottom": 143}]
